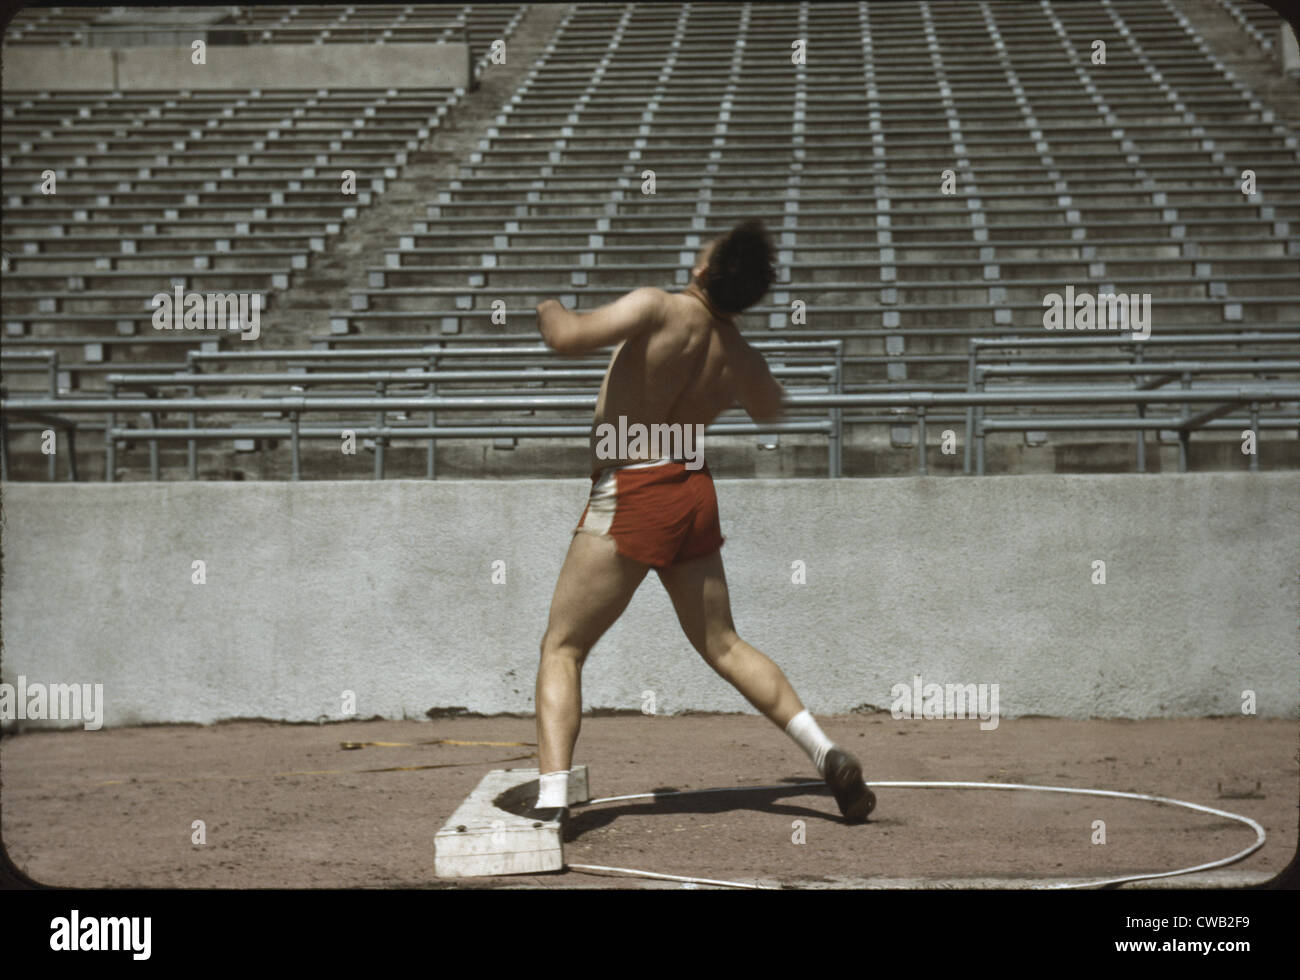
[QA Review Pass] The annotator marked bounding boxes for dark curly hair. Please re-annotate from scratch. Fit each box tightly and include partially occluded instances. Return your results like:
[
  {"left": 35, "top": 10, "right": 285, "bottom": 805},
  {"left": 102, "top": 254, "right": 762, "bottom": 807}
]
[{"left": 699, "top": 218, "right": 775, "bottom": 315}]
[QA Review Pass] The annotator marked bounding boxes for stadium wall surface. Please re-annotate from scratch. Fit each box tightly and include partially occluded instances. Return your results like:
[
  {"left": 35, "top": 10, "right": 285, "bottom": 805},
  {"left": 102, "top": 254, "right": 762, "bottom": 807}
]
[
  {"left": 2, "top": 473, "right": 1296, "bottom": 729},
  {"left": 0, "top": 42, "right": 470, "bottom": 91}
]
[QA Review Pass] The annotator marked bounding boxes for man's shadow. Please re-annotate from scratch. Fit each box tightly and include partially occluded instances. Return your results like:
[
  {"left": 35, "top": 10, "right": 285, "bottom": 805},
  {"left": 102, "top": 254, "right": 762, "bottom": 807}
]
[{"left": 496, "top": 777, "right": 875, "bottom": 842}]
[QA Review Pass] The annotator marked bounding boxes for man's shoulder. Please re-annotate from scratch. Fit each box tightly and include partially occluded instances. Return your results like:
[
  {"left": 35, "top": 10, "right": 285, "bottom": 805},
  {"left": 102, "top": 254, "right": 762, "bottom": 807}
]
[
  {"left": 608, "top": 286, "right": 669, "bottom": 330},
  {"left": 659, "top": 289, "right": 720, "bottom": 334},
  {"left": 624, "top": 285, "right": 670, "bottom": 306}
]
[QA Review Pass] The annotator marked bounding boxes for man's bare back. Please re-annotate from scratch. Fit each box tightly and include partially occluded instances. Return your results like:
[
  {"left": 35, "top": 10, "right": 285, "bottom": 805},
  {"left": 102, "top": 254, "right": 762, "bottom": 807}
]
[
  {"left": 588, "top": 288, "right": 738, "bottom": 471},
  {"left": 536, "top": 238, "right": 786, "bottom": 473}
]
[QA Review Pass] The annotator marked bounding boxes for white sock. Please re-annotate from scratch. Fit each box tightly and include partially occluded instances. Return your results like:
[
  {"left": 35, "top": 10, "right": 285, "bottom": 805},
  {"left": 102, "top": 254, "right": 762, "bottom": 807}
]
[
  {"left": 537, "top": 770, "right": 569, "bottom": 808},
  {"left": 785, "top": 709, "right": 835, "bottom": 777}
]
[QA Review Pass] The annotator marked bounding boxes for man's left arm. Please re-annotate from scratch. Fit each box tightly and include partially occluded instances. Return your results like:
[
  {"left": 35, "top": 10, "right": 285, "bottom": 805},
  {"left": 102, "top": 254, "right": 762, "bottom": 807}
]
[{"left": 536, "top": 287, "right": 667, "bottom": 354}]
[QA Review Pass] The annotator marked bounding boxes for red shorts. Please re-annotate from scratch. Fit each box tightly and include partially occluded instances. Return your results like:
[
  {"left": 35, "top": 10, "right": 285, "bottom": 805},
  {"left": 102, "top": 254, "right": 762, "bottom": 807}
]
[{"left": 574, "top": 459, "right": 725, "bottom": 568}]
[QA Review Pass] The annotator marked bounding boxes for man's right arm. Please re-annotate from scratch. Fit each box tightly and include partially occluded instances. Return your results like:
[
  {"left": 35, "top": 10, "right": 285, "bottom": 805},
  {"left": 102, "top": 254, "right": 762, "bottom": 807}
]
[
  {"left": 536, "top": 287, "right": 666, "bottom": 355},
  {"left": 714, "top": 319, "right": 786, "bottom": 422}
]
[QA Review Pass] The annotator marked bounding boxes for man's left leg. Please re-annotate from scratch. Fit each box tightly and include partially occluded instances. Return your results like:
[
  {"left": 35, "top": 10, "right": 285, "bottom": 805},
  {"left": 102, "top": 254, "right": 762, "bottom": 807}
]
[{"left": 534, "top": 530, "right": 650, "bottom": 810}]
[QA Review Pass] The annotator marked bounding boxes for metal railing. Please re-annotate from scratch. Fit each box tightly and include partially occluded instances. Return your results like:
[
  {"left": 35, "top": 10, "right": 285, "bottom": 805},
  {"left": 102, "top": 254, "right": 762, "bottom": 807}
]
[
  {"left": 4, "top": 383, "right": 1297, "bottom": 481},
  {"left": 3, "top": 336, "right": 1297, "bottom": 481},
  {"left": 965, "top": 333, "right": 1300, "bottom": 474},
  {"left": 0, "top": 339, "right": 841, "bottom": 480}
]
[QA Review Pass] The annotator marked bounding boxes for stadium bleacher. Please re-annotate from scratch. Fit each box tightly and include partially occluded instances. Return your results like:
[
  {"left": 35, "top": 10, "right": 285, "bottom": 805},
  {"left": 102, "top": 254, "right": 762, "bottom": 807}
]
[
  {"left": 1213, "top": 0, "right": 1290, "bottom": 61},
  {"left": 2, "top": 5, "right": 527, "bottom": 77},
  {"left": 2, "top": 1, "right": 1297, "bottom": 482}
]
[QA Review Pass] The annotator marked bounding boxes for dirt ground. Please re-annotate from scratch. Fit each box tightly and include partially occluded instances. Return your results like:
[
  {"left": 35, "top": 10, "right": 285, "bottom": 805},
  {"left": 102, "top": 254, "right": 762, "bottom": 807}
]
[{"left": 1, "top": 713, "right": 1295, "bottom": 889}]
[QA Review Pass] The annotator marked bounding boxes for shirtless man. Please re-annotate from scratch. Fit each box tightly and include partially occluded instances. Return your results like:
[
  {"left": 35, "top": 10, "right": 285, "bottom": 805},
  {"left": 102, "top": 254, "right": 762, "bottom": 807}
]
[{"left": 529, "top": 218, "right": 875, "bottom": 827}]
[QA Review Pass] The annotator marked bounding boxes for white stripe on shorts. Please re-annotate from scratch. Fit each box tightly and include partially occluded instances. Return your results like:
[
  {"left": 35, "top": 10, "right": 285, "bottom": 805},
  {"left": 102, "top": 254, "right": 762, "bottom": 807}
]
[{"left": 583, "top": 467, "right": 618, "bottom": 535}]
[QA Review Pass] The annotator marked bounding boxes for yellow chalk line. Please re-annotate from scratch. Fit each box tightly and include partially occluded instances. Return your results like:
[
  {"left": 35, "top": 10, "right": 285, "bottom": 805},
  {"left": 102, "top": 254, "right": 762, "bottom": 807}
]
[
  {"left": 356, "top": 752, "right": 536, "bottom": 774},
  {"left": 89, "top": 752, "right": 536, "bottom": 787}
]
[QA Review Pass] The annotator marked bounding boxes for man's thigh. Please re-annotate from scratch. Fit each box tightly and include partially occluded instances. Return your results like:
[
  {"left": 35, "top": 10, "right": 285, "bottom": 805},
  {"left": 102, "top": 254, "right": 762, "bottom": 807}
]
[
  {"left": 654, "top": 547, "right": 736, "bottom": 659},
  {"left": 544, "top": 530, "right": 651, "bottom": 652}
]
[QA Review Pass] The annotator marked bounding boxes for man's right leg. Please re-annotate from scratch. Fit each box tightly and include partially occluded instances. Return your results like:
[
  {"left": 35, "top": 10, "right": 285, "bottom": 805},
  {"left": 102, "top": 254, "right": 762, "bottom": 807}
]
[
  {"left": 536, "top": 529, "right": 650, "bottom": 806},
  {"left": 654, "top": 547, "right": 807, "bottom": 727},
  {"left": 656, "top": 548, "right": 876, "bottom": 822}
]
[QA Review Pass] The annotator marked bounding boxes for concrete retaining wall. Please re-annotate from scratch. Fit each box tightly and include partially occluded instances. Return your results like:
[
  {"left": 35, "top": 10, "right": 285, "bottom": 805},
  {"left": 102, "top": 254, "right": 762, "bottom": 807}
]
[
  {"left": 2, "top": 43, "right": 469, "bottom": 91},
  {"left": 1, "top": 472, "right": 1296, "bottom": 729}
]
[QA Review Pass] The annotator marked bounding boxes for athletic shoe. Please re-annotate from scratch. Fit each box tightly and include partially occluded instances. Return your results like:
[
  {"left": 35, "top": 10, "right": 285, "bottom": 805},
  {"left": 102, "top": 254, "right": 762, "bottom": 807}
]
[
  {"left": 523, "top": 805, "right": 568, "bottom": 829},
  {"left": 823, "top": 747, "right": 876, "bottom": 823}
]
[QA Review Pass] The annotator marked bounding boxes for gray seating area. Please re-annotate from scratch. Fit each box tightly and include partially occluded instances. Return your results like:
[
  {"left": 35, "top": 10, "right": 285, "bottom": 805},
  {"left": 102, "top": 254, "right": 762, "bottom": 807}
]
[
  {"left": 328, "top": 0, "right": 1299, "bottom": 474},
  {"left": 2, "top": 1, "right": 1297, "bottom": 481},
  {"left": 3, "top": 5, "right": 527, "bottom": 77},
  {"left": 2, "top": 86, "right": 463, "bottom": 375},
  {"left": 1213, "top": 0, "right": 1291, "bottom": 61}
]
